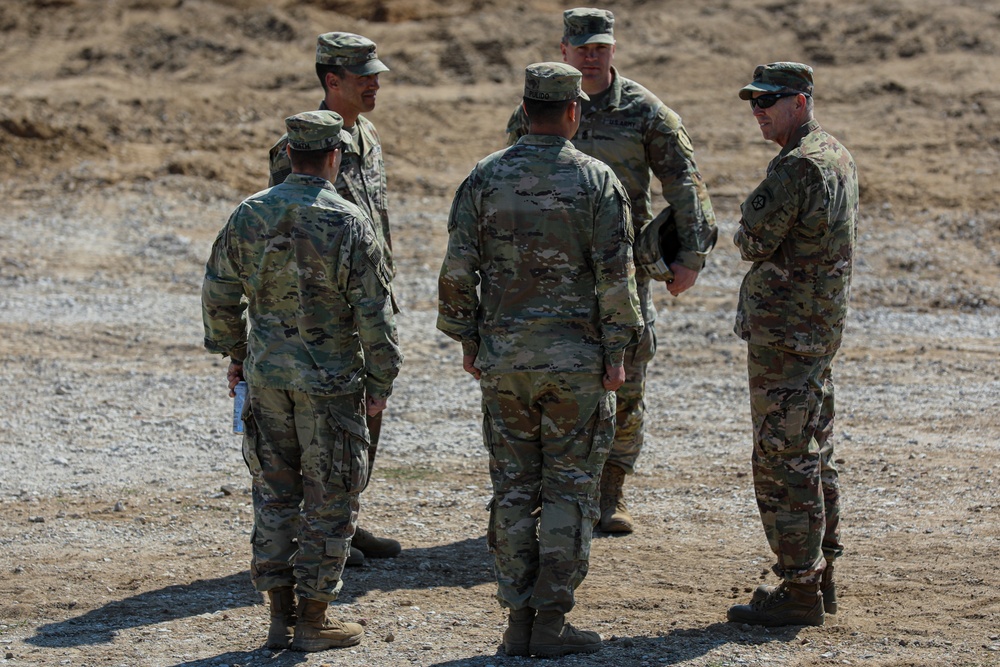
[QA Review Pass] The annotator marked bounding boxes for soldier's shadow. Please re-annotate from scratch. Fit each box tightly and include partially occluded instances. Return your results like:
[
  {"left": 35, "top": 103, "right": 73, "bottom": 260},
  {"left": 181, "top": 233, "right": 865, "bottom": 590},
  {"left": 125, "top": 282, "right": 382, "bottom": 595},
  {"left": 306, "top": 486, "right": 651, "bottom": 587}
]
[
  {"left": 24, "top": 537, "right": 493, "bottom": 650},
  {"left": 422, "top": 621, "right": 811, "bottom": 666},
  {"left": 26, "top": 571, "right": 258, "bottom": 648}
]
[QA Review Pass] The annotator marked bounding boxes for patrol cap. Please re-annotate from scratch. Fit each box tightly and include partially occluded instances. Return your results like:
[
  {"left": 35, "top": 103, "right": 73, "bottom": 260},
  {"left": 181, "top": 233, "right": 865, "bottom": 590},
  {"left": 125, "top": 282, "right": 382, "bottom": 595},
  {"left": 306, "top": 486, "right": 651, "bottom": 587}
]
[
  {"left": 316, "top": 32, "right": 389, "bottom": 76},
  {"left": 563, "top": 7, "right": 615, "bottom": 47},
  {"left": 523, "top": 62, "right": 590, "bottom": 102},
  {"left": 285, "top": 110, "right": 348, "bottom": 151},
  {"left": 739, "top": 62, "right": 814, "bottom": 100}
]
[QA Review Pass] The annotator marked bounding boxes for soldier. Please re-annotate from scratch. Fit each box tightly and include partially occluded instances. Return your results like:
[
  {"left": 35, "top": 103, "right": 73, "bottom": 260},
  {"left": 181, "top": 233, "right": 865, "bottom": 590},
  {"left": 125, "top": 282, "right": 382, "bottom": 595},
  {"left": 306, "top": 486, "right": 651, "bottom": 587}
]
[
  {"left": 203, "top": 110, "right": 402, "bottom": 650},
  {"left": 268, "top": 31, "right": 400, "bottom": 565},
  {"left": 506, "top": 7, "right": 717, "bottom": 533},
  {"left": 439, "top": 63, "right": 643, "bottom": 657},
  {"left": 726, "top": 62, "right": 858, "bottom": 627}
]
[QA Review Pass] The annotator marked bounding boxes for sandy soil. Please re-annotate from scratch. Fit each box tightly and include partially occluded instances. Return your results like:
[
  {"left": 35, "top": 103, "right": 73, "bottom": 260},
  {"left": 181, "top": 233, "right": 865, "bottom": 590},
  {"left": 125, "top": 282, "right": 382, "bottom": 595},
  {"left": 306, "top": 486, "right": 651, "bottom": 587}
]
[{"left": 1, "top": 1, "right": 999, "bottom": 666}]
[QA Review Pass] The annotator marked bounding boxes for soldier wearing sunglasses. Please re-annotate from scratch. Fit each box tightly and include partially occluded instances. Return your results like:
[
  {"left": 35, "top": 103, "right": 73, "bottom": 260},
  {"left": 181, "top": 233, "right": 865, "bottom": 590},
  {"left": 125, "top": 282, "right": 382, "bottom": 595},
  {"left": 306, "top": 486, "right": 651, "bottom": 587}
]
[{"left": 728, "top": 62, "right": 859, "bottom": 627}]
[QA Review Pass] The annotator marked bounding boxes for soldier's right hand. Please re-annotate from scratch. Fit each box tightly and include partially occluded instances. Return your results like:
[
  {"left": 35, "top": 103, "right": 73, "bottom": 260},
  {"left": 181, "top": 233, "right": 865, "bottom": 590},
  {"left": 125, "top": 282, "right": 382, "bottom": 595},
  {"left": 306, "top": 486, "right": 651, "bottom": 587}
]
[{"left": 603, "top": 364, "right": 625, "bottom": 391}]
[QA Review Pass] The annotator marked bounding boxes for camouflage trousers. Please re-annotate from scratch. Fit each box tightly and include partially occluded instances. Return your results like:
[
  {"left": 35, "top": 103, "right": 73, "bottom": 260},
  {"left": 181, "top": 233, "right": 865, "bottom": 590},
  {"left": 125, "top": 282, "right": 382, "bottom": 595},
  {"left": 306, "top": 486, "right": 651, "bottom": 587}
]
[
  {"left": 747, "top": 344, "right": 843, "bottom": 585},
  {"left": 242, "top": 385, "right": 369, "bottom": 601},
  {"left": 481, "top": 371, "right": 615, "bottom": 614},
  {"left": 608, "top": 321, "right": 656, "bottom": 473}
]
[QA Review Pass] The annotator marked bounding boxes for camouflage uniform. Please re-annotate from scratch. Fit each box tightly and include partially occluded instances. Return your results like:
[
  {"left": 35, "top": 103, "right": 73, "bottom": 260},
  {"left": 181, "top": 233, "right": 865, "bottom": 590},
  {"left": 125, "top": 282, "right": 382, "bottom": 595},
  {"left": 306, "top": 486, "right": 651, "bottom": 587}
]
[
  {"left": 267, "top": 33, "right": 400, "bottom": 564},
  {"left": 202, "top": 111, "right": 402, "bottom": 601},
  {"left": 269, "top": 113, "right": 393, "bottom": 282},
  {"left": 506, "top": 66, "right": 715, "bottom": 475},
  {"left": 735, "top": 106, "right": 858, "bottom": 585},
  {"left": 268, "top": 32, "right": 395, "bottom": 283},
  {"left": 439, "top": 64, "right": 643, "bottom": 615}
]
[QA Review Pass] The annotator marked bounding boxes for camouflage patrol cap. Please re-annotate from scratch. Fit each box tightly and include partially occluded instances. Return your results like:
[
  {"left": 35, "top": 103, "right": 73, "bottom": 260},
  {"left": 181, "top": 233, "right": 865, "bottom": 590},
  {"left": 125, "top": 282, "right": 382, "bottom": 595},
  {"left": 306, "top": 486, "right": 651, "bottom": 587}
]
[
  {"left": 563, "top": 7, "right": 615, "bottom": 47},
  {"left": 285, "top": 110, "right": 347, "bottom": 151},
  {"left": 316, "top": 32, "right": 389, "bottom": 76},
  {"left": 739, "top": 62, "right": 813, "bottom": 100},
  {"left": 523, "top": 62, "right": 590, "bottom": 102}
]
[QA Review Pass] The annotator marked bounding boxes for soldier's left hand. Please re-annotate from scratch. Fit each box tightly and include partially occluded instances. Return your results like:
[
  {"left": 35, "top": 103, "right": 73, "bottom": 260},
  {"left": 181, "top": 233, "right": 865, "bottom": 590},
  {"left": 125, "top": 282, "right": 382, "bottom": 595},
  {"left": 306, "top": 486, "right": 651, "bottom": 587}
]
[
  {"left": 463, "top": 354, "right": 481, "bottom": 380},
  {"left": 227, "top": 360, "right": 244, "bottom": 397},
  {"left": 666, "top": 263, "right": 698, "bottom": 296}
]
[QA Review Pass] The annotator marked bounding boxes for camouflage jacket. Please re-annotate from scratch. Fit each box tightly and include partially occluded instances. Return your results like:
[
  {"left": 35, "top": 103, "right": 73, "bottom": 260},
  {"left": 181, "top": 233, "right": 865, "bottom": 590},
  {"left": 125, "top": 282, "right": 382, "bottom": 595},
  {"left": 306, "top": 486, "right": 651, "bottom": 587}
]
[
  {"left": 734, "top": 119, "right": 859, "bottom": 356},
  {"left": 269, "top": 107, "right": 394, "bottom": 280},
  {"left": 202, "top": 174, "right": 402, "bottom": 399},
  {"left": 506, "top": 69, "right": 717, "bottom": 323},
  {"left": 437, "top": 134, "right": 643, "bottom": 373}
]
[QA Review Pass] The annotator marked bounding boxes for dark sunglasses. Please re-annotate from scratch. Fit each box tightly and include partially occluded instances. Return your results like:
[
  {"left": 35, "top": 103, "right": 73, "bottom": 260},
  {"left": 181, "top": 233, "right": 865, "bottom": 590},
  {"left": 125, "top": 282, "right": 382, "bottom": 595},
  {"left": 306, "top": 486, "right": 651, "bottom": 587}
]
[{"left": 749, "top": 93, "right": 801, "bottom": 110}]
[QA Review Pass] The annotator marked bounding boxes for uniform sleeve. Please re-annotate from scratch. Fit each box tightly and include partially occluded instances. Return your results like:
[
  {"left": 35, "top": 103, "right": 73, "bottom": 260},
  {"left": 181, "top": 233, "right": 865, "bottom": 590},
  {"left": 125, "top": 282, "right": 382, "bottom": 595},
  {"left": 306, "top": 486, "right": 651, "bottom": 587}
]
[
  {"left": 344, "top": 219, "right": 402, "bottom": 400},
  {"left": 436, "top": 173, "right": 483, "bottom": 358},
  {"left": 201, "top": 210, "right": 248, "bottom": 361},
  {"left": 268, "top": 135, "right": 291, "bottom": 188},
  {"left": 592, "top": 174, "right": 644, "bottom": 367},
  {"left": 504, "top": 104, "right": 529, "bottom": 148},
  {"left": 734, "top": 159, "right": 813, "bottom": 262},
  {"left": 646, "top": 105, "right": 718, "bottom": 270}
]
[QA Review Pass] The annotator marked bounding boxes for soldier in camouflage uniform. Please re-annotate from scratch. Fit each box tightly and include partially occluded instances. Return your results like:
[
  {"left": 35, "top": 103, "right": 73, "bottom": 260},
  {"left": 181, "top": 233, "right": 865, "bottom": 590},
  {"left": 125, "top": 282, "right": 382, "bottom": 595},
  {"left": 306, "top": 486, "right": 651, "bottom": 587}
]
[
  {"left": 726, "top": 63, "right": 858, "bottom": 627},
  {"left": 268, "top": 32, "right": 400, "bottom": 564},
  {"left": 439, "top": 63, "right": 642, "bottom": 657},
  {"left": 506, "top": 8, "right": 717, "bottom": 534},
  {"left": 202, "top": 111, "right": 402, "bottom": 651}
]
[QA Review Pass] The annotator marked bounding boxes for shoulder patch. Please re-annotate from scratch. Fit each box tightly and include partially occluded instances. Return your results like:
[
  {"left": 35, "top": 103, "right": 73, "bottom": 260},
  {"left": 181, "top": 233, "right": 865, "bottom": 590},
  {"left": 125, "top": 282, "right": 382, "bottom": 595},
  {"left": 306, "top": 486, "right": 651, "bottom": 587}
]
[{"left": 751, "top": 189, "right": 771, "bottom": 211}]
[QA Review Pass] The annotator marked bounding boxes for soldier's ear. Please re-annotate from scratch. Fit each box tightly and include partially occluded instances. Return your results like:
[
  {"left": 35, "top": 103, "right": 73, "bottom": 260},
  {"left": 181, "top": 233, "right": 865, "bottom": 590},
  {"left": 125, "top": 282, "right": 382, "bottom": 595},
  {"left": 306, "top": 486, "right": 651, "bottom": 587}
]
[{"left": 567, "top": 99, "right": 579, "bottom": 124}]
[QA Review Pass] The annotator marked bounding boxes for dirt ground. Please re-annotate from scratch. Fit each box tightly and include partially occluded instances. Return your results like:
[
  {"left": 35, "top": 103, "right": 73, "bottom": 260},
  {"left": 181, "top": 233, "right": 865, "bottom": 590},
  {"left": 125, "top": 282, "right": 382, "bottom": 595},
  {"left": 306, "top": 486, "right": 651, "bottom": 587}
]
[{"left": 1, "top": 0, "right": 999, "bottom": 666}]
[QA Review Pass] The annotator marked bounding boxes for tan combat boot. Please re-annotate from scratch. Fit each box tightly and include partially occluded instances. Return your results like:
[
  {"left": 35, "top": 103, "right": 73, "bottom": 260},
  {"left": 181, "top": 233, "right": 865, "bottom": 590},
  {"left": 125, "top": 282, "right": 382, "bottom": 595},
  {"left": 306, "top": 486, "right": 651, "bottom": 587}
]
[
  {"left": 728, "top": 581, "right": 824, "bottom": 627},
  {"left": 528, "top": 610, "right": 601, "bottom": 657},
  {"left": 753, "top": 561, "right": 837, "bottom": 614},
  {"left": 599, "top": 463, "right": 633, "bottom": 533},
  {"left": 352, "top": 526, "right": 402, "bottom": 558},
  {"left": 265, "top": 586, "right": 296, "bottom": 649},
  {"left": 502, "top": 607, "right": 535, "bottom": 656},
  {"left": 291, "top": 598, "right": 364, "bottom": 652}
]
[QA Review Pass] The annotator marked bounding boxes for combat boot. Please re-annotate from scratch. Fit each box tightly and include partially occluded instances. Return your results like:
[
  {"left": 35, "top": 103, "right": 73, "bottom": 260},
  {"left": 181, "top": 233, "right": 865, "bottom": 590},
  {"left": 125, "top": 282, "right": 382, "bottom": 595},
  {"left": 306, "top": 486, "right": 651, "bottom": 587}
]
[
  {"left": 728, "top": 581, "right": 824, "bottom": 627},
  {"left": 345, "top": 546, "right": 365, "bottom": 567},
  {"left": 752, "top": 562, "right": 837, "bottom": 614},
  {"left": 502, "top": 607, "right": 535, "bottom": 656},
  {"left": 291, "top": 598, "right": 363, "bottom": 651},
  {"left": 265, "top": 586, "right": 296, "bottom": 649},
  {"left": 598, "top": 463, "right": 633, "bottom": 533},
  {"left": 528, "top": 611, "right": 601, "bottom": 657},
  {"left": 352, "top": 526, "right": 402, "bottom": 558}
]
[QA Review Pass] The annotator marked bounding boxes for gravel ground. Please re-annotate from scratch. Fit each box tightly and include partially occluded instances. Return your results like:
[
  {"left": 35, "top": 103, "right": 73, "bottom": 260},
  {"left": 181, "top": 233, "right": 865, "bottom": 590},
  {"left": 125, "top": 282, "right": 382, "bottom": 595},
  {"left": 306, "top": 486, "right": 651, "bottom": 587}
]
[{"left": 1, "top": 189, "right": 998, "bottom": 667}]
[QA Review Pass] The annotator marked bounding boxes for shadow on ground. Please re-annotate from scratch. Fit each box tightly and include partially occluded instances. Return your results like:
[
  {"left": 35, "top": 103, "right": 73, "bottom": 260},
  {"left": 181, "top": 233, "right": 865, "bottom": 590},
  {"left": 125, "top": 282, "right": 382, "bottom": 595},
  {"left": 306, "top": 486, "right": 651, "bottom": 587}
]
[
  {"left": 26, "top": 571, "right": 257, "bottom": 648},
  {"left": 26, "top": 537, "right": 492, "bottom": 650}
]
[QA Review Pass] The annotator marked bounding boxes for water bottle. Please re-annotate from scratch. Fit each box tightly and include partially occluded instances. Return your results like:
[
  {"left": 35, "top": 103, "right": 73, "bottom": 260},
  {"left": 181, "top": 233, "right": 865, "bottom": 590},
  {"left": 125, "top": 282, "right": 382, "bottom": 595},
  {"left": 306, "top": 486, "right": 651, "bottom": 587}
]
[{"left": 232, "top": 381, "right": 248, "bottom": 434}]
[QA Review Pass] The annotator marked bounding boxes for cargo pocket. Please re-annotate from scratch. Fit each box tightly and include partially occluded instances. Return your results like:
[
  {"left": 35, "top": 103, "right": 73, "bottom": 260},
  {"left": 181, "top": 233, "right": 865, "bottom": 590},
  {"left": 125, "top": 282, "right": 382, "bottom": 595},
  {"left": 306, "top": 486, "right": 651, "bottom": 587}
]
[
  {"left": 326, "top": 407, "right": 369, "bottom": 495},
  {"left": 241, "top": 404, "right": 263, "bottom": 478},
  {"left": 576, "top": 500, "right": 599, "bottom": 561},
  {"left": 482, "top": 410, "right": 501, "bottom": 459},
  {"left": 316, "top": 537, "right": 350, "bottom": 596},
  {"left": 587, "top": 391, "right": 616, "bottom": 467},
  {"left": 630, "top": 326, "right": 657, "bottom": 367}
]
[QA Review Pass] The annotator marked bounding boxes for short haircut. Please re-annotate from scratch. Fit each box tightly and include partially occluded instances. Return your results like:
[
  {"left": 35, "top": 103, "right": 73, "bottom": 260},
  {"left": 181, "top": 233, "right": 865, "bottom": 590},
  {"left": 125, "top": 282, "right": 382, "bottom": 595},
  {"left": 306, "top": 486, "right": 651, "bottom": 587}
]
[
  {"left": 316, "top": 63, "right": 349, "bottom": 91},
  {"left": 288, "top": 143, "right": 340, "bottom": 172},
  {"left": 522, "top": 97, "right": 575, "bottom": 126}
]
